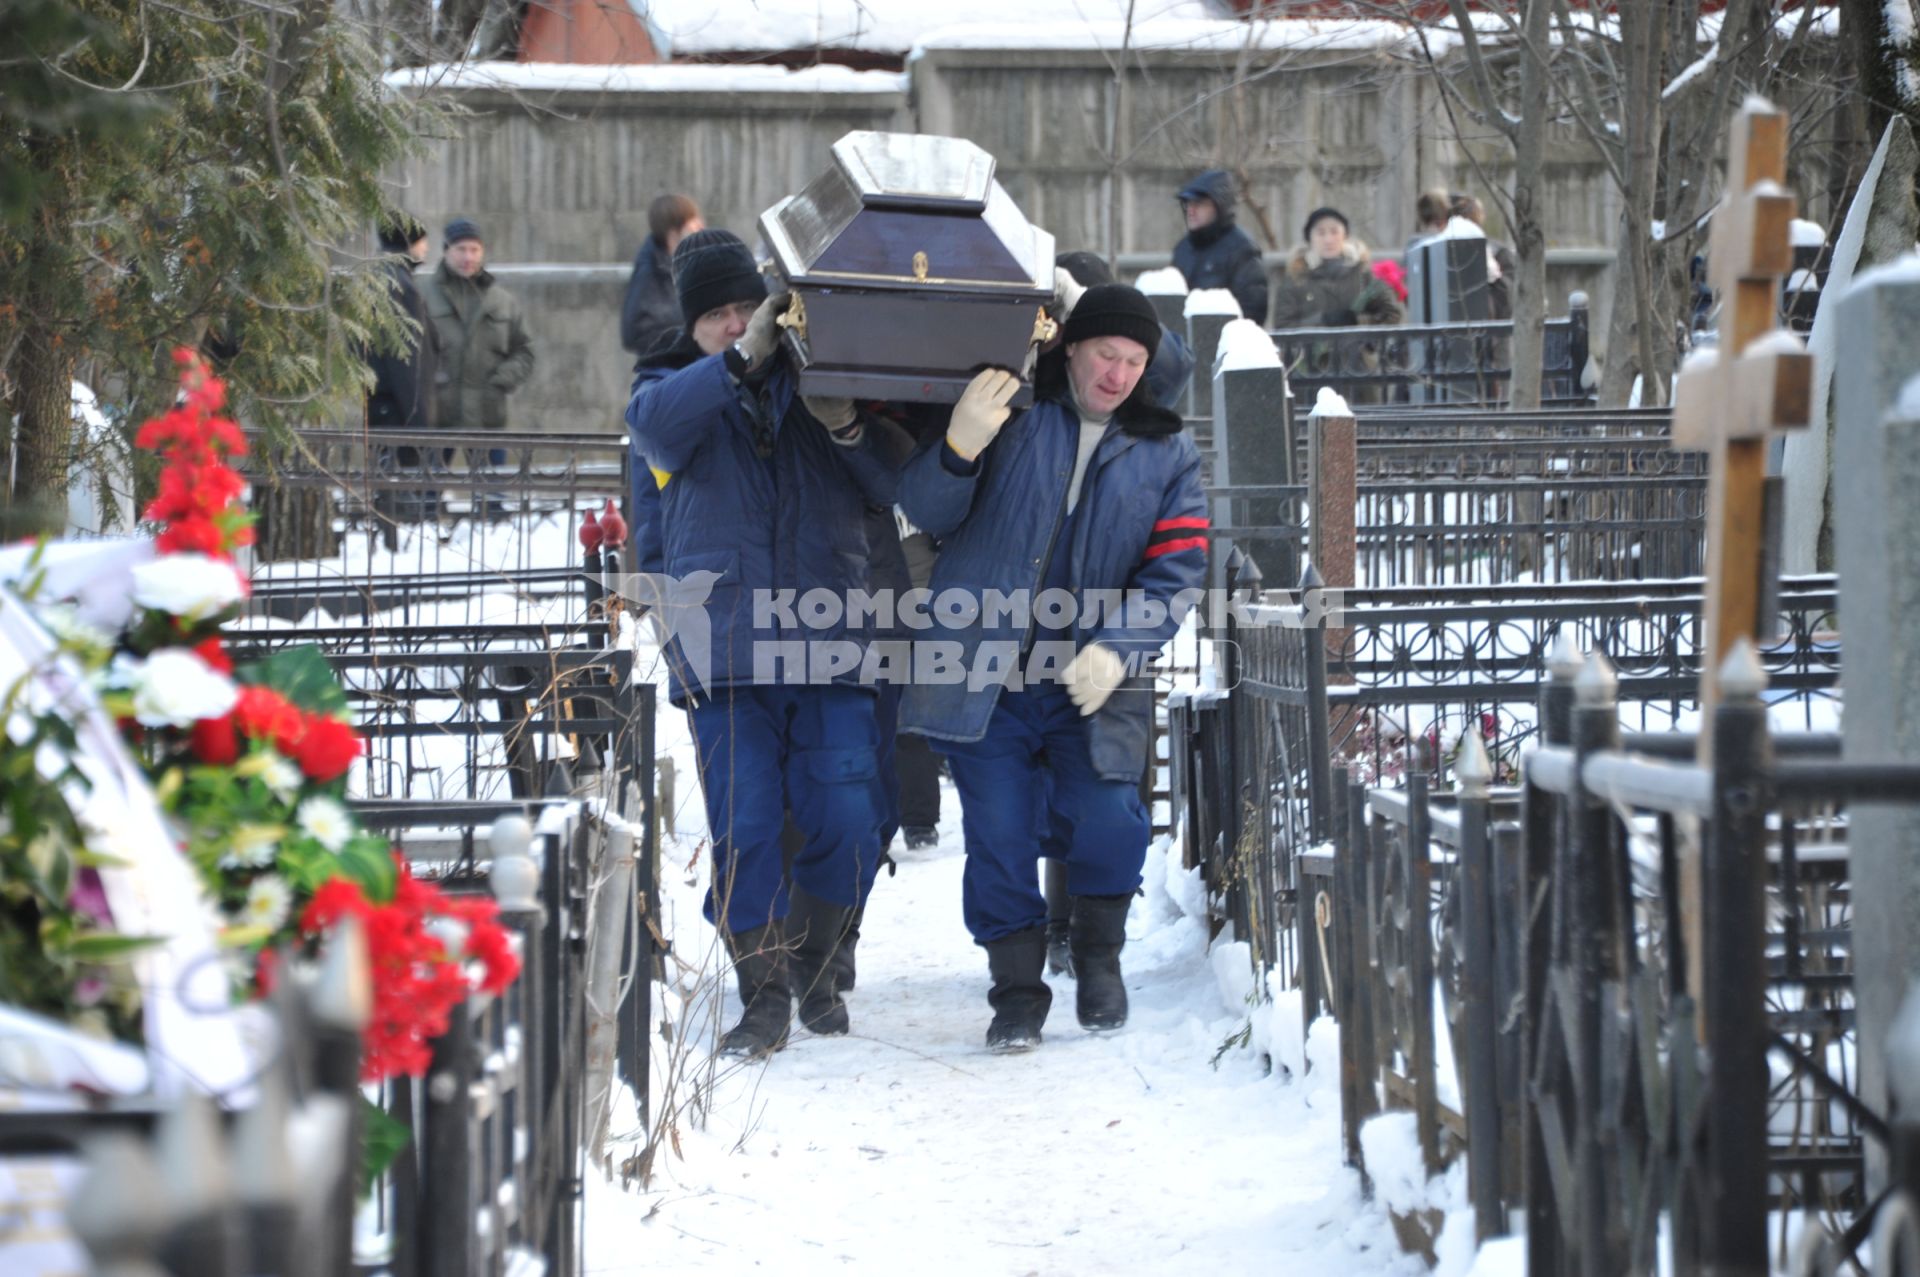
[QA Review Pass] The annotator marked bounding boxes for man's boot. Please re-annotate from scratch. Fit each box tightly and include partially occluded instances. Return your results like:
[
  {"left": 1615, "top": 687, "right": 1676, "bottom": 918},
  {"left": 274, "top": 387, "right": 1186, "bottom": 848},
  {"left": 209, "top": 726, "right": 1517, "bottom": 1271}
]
[
  {"left": 1044, "top": 860, "right": 1074, "bottom": 976},
  {"left": 984, "top": 928, "right": 1052, "bottom": 1053},
  {"left": 787, "top": 887, "right": 856, "bottom": 1035},
  {"left": 719, "top": 922, "right": 791, "bottom": 1058},
  {"left": 1069, "top": 895, "right": 1132, "bottom": 1031},
  {"left": 830, "top": 905, "right": 864, "bottom": 993}
]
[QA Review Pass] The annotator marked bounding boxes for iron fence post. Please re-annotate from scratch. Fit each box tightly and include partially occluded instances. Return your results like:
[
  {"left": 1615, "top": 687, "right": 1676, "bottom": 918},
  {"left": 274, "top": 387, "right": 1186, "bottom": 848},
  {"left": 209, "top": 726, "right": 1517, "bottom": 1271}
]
[
  {"left": 1701, "top": 642, "right": 1772, "bottom": 1277},
  {"left": 1456, "top": 731, "right": 1506, "bottom": 1240},
  {"left": 1570, "top": 653, "right": 1627, "bottom": 1275}
]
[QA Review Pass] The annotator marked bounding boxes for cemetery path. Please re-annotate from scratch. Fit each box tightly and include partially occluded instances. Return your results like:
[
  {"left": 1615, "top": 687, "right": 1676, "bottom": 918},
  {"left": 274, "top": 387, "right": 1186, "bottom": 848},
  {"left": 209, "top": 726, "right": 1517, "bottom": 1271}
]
[{"left": 581, "top": 779, "right": 1423, "bottom": 1276}]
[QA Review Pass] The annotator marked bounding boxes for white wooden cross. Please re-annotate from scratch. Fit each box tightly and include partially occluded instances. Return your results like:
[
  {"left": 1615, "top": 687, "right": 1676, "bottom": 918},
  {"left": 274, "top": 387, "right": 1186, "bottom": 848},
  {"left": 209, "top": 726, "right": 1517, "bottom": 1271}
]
[{"left": 1670, "top": 98, "right": 1814, "bottom": 729}]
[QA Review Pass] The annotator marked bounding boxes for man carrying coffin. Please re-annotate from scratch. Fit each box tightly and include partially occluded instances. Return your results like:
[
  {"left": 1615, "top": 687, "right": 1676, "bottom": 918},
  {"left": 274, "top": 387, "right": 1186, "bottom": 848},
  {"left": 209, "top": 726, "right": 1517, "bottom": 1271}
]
[
  {"left": 626, "top": 228, "right": 896, "bottom": 1058},
  {"left": 897, "top": 283, "right": 1209, "bottom": 1052}
]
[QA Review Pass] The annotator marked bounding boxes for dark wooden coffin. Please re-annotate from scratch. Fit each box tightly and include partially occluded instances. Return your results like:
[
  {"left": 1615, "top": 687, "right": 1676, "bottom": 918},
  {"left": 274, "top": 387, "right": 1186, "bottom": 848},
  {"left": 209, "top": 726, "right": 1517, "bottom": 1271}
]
[{"left": 759, "top": 131, "right": 1056, "bottom": 406}]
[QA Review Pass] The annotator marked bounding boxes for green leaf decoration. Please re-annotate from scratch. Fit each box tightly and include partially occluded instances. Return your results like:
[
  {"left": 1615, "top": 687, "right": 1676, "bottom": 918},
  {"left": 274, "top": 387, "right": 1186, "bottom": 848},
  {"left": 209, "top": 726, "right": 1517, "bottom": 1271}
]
[
  {"left": 338, "top": 838, "right": 397, "bottom": 903},
  {"left": 64, "top": 932, "right": 165, "bottom": 962},
  {"left": 359, "top": 1096, "right": 412, "bottom": 1196},
  {"left": 236, "top": 644, "right": 350, "bottom": 716}
]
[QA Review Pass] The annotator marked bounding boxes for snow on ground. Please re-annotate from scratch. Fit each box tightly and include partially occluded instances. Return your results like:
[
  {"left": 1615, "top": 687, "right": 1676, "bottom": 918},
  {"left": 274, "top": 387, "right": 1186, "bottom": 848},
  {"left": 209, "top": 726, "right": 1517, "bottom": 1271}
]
[{"left": 581, "top": 711, "right": 1421, "bottom": 1275}]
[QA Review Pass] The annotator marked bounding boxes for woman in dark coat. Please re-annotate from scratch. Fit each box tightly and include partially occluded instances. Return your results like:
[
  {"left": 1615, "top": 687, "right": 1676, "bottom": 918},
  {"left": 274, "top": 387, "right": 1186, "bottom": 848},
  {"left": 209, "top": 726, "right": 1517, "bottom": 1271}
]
[{"left": 1270, "top": 206, "right": 1403, "bottom": 330}]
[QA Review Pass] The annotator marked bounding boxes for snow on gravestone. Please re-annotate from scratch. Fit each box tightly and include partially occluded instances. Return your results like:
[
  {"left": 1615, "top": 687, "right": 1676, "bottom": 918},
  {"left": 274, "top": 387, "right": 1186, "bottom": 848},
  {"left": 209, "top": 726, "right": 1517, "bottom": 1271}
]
[
  {"left": 1831, "top": 255, "right": 1920, "bottom": 1190},
  {"left": 1781, "top": 116, "right": 1920, "bottom": 573},
  {"left": 1210, "top": 318, "right": 1290, "bottom": 593},
  {"left": 1184, "top": 288, "right": 1242, "bottom": 420},
  {"left": 1135, "top": 264, "right": 1190, "bottom": 334}
]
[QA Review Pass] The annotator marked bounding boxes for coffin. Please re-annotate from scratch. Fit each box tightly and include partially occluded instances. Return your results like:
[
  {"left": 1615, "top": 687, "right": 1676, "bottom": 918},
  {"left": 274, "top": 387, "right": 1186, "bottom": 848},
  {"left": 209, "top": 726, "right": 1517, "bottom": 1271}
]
[{"left": 760, "top": 131, "right": 1056, "bottom": 406}]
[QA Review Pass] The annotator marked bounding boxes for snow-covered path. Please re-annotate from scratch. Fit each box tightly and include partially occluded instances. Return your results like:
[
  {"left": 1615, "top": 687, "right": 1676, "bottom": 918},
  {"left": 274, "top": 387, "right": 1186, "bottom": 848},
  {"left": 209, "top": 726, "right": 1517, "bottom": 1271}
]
[{"left": 582, "top": 803, "right": 1422, "bottom": 1276}]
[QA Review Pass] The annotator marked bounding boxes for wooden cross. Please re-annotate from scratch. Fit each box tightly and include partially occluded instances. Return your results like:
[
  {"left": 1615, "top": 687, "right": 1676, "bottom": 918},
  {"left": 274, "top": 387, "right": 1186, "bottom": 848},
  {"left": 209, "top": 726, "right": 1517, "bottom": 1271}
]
[
  {"left": 1670, "top": 98, "right": 1814, "bottom": 733},
  {"left": 1668, "top": 99, "right": 1814, "bottom": 1008}
]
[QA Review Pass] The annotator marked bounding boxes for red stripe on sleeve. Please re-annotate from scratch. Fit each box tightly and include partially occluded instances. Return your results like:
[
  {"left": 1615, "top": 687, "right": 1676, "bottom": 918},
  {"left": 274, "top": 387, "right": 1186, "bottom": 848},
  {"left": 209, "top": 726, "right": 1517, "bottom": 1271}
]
[
  {"left": 1142, "top": 535, "right": 1209, "bottom": 560},
  {"left": 1151, "top": 516, "right": 1210, "bottom": 531}
]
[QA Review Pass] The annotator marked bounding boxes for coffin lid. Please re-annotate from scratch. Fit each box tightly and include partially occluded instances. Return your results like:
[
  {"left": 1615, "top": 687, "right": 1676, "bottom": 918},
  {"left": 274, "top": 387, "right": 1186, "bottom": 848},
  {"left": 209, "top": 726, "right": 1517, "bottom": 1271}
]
[{"left": 760, "top": 131, "right": 1052, "bottom": 295}]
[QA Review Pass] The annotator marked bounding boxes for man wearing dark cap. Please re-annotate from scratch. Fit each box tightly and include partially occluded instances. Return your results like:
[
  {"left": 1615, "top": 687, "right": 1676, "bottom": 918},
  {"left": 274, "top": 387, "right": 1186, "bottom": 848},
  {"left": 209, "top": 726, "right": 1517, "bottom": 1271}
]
[
  {"left": 626, "top": 228, "right": 898, "bottom": 1059},
  {"left": 897, "top": 283, "right": 1209, "bottom": 1053},
  {"left": 1172, "top": 169, "right": 1269, "bottom": 324},
  {"left": 419, "top": 217, "right": 534, "bottom": 478},
  {"left": 365, "top": 213, "right": 440, "bottom": 535}
]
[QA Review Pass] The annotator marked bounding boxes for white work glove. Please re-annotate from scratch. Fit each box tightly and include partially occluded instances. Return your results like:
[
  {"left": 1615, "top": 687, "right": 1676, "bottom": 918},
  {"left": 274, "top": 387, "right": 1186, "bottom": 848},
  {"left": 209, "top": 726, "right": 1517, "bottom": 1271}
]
[
  {"left": 1052, "top": 266, "right": 1088, "bottom": 321},
  {"left": 1062, "top": 642, "right": 1126, "bottom": 717},
  {"left": 946, "top": 368, "right": 1020, "bottom": 462},
  {"left": 735, "top": 293, "right": 787, "bottom": 372},
  {"left": 804, "top": 396, "right": 862, "bottom": 445}
]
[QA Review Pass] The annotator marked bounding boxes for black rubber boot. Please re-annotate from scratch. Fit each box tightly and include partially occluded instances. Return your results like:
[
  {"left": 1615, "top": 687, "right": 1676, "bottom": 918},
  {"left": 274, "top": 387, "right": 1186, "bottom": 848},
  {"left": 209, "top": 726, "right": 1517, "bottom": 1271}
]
[
  {"left": 830, "top": 905, "right": 864, "bottom": 994},
  {"left": 718, "top": 922, "right": 791, "bottom": 1058},
  {"left": 1070, "top": 895, "right": 1132, "bottom": 1031},
  {"left": 984, "top": 928, "right": 1052, "bottom": 1053},
  {"left": 787, "top": 887, "right": 856, "bottom": 1036},
  {"left": 1044, "top": 861, "right": 1074, "bottom": 977}
]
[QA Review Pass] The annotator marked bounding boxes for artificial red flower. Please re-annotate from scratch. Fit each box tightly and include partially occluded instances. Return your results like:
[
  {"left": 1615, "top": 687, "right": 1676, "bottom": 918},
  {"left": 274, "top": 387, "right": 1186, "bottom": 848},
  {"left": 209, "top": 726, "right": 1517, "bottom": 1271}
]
[
  {"left": 194, "top": 637, "right": 233, "bottom": 674},
  {"left": 232, "top": 685, "right": 306, "bottom": 755},
  {"left": 293, "top": 713, "right": 361, "bottom": 783},
  {"left": 190, "top": 712, "right": 240, "bottom": 765},
  {"left": 1372, "top": 258, "right": 1408, "bottom": 304}
]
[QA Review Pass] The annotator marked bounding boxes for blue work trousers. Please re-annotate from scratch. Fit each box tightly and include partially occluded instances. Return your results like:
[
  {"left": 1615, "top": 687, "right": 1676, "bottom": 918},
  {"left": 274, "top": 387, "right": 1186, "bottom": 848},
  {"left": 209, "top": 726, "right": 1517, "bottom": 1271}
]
[
  {"left": 940, "top": 684, "right": 1149, "bottom": 943},
  {"left": 688, "top": 684, "right": 883, "bottom": 932}
]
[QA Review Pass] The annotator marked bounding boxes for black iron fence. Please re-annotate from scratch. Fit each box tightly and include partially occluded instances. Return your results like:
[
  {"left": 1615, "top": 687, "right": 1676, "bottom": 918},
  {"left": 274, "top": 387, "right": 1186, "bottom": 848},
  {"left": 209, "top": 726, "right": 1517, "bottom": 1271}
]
[{"left": 1267, "top": 304, "right": 1591, "bottom": 408}]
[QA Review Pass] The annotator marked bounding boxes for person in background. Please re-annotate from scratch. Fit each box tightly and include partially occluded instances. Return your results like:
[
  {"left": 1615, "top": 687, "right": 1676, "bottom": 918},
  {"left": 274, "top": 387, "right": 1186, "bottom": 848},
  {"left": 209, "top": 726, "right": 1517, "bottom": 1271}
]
[
  {"left": 1405, "top": 187, "right": 1452, "bottom": 260},
  {"left": 623, "top": 193, "right": 705, "bottom": 363},
  {"left": 897, "top": 283, "right": 1208, "bottom": 1053},
  {"left": 1451, "top": 193, "right": 1517, "bottom": 320},
  {"left": 1171, "top": 170, "right": 1269, "bottom": 325},
  {"left": 626, "top": 228, "right": 896, "bottom": 1058},
  {"left": 419, "top": 217, "right": 535, "bottom": 498},
  {"left": 1270, "top": 207, "right": 1403, "bottom": 330},
  {"left": 366, "top": 212, "right": 440, "bottom": 537},
  {"left": 1056, "top": 250, "right": 1192, "bottom": 411}
]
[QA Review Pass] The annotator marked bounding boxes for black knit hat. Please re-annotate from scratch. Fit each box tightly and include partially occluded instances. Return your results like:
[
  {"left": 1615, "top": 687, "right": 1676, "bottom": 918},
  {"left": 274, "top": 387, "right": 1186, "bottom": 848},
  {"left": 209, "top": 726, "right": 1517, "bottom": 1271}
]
[
  {"left": 1302, "top": 206, "right": 1349, "bottom": 241},
  {"left": 380, "top": 212, "right": 427, "bottom": 254},
  {"left": 1063, "top": 284, "right": 1161, "bottom": 365},
  {"left": 443, "top": 216, "right": 483, "bottom": 247},
  {"left": 673, "top": 228, "right": 768, "bottom": 324}
]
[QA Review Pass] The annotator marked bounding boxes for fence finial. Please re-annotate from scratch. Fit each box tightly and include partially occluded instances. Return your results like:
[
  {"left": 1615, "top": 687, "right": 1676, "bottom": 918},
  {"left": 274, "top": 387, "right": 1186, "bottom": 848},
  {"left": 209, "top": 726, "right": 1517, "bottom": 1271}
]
[
  {"left": 489, "top": 813, "right": 541, "bottom": 911},
  {"left": 1574, "top": 650, "right": 1618, "bottom": 707},
  {"left": 1716, "top": 636, "right": 1770, "bottom": 701},
  {"left": 1299, "top": 559, "right": 1325, "bottom": 591},
  {"left": 1455, "top": 726, "right": 1492, "bottom": 796},
  {"left": 1548, "top": 630, "right": 1584, "bottom": 682}
]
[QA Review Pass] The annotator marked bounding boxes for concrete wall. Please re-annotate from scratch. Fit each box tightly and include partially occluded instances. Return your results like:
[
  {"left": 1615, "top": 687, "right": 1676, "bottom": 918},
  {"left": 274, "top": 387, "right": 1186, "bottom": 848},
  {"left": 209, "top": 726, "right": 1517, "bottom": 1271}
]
[{"left": 482, "top": 265, "right": 633, "bottom": 438}]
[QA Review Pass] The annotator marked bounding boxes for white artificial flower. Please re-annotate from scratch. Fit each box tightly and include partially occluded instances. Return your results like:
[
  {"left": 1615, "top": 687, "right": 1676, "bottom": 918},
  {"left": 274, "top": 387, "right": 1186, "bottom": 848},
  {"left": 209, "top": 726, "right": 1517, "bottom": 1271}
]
[
  {"left": 130, "top": 648, "right": 239, "bottom": 728},
  {"left": 130, "top": 553, "right": 246, "bottom": 622},
  {"left": 218, "top": 823, "right": 282, "bottom": 870},
  {"left": 239, "top": 875, "right": 292, "bottom": 932},
  {"left": 260, "top": 752, "right": 302, "bottom": 804},
  {"left": 296, "top": 795, "right": 352, "bottom": 853}
]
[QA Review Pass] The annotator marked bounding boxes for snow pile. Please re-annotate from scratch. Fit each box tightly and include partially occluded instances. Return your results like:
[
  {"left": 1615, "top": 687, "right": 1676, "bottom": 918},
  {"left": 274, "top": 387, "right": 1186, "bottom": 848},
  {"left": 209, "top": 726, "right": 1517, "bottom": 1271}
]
[
  {"left": 1311, "top": 386, "right": 1352, "bottom": 418},
  {"left": 1741, "top": 328, "right": 1807, "bottom": 359},
  {"left": 1184, "top": 287, "right": 1242, "bottom": 319},
  {"left": 1790, "top": 217, "right": 1828, "bottom": 248},
  {"left": 914, "top": 15, "right": 1433, "bottom": 57},
  {"left": 1358, "top": 1112, "right": 1466, "bottom": 1221},
  {"left": 385, "top": 60, "right": 908, "bottom": 95},
  {"left": 1787, "top": 268, "right": 1821, "bottom": 293},
  {"left": 1214, "top": 318, "right": 1282, "bottom": 373},
  {"left": 1133, "top": 265, "right": 1190, "bottom": 295}
]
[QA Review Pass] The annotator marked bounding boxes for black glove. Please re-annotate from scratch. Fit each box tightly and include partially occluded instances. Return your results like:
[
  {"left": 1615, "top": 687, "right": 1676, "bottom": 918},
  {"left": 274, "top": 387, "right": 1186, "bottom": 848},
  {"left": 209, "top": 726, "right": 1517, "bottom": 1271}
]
[{"left": 1320, "top": 307, "right": 1359, "bottom": 327}]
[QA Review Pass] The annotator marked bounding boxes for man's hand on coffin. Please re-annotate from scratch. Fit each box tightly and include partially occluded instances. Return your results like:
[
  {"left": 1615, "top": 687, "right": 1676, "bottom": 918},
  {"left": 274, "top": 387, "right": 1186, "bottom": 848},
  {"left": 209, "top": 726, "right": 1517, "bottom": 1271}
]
[
  {"left": 946, "top": 368, "right": 1021, "bottom": 462},
  {"left": 736, "top": 293, "right": 788, "bottom": 372},
  {"left": 804, "top": 396, "right": 864, "bottom": 446}
]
